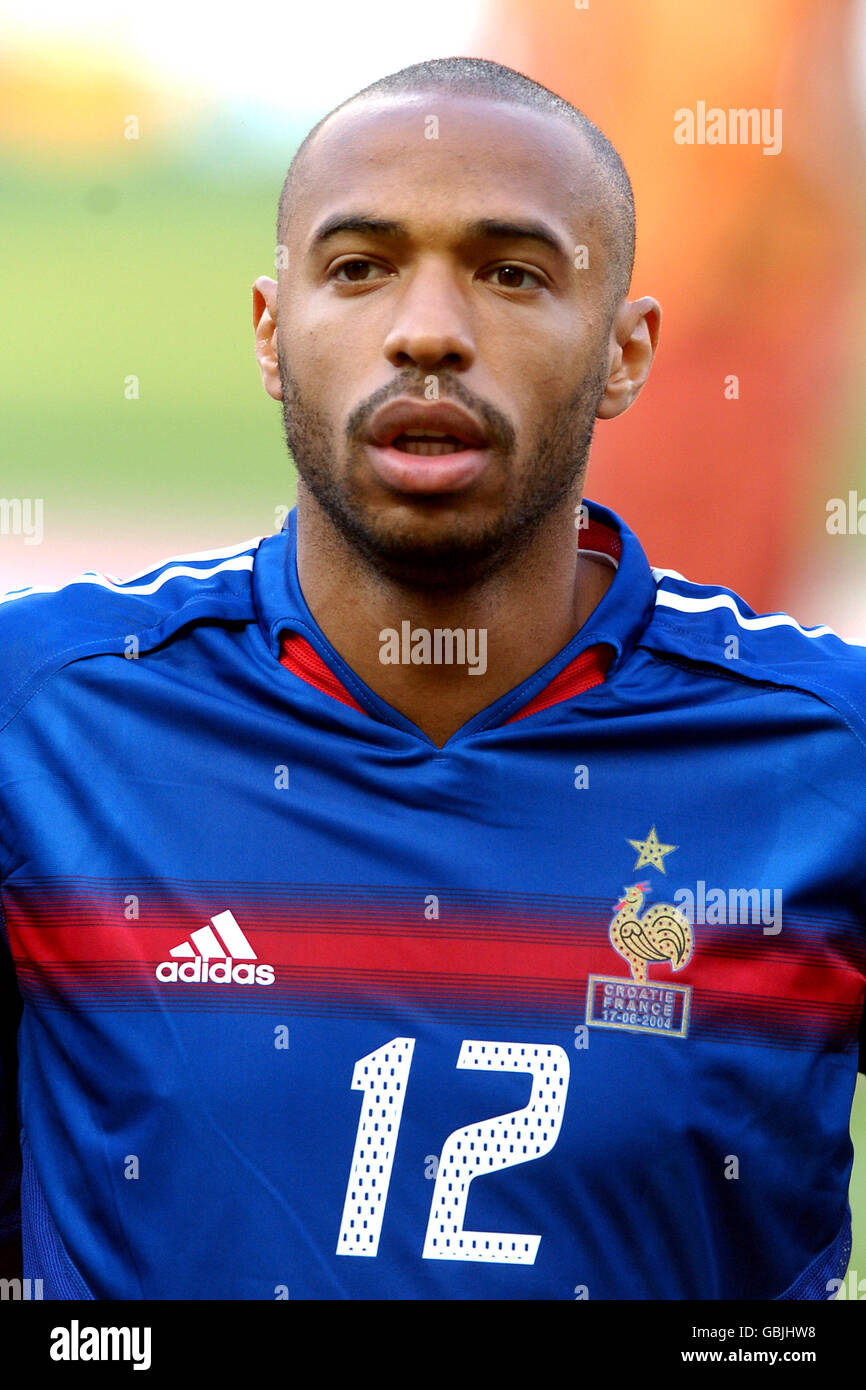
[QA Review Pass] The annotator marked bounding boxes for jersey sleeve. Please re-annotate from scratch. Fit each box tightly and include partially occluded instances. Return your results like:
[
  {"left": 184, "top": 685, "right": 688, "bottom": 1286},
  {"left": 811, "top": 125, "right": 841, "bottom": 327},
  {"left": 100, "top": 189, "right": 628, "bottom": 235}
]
[{"left": 0, "top": 893, "right": 22, "bottom": 1260}]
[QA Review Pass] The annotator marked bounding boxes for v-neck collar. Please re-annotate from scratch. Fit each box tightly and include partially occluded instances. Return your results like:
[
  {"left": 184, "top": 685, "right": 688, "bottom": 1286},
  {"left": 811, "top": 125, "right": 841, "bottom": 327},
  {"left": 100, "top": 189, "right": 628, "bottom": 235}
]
[{"left": 252, "top": 499, "right": 657, "bottom": 745}]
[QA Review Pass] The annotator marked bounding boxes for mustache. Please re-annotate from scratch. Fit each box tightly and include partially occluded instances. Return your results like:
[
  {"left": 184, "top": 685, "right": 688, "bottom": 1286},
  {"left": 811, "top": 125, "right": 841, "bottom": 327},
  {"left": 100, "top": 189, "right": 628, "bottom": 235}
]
[{"left": 347, "top": 380, "right": 513, "bottom": 452}]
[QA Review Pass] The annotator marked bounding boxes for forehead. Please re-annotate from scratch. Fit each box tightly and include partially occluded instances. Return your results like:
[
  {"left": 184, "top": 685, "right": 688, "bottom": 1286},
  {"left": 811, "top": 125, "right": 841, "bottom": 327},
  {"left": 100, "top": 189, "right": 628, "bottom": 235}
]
[{"left": 292, "top": 93, "right": 603, "bottom": 247}]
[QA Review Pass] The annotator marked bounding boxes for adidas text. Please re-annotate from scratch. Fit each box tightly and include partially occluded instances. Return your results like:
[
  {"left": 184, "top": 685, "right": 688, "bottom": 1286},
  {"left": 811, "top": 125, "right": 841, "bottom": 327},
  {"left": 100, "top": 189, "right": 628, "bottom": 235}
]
[{"left": 156, "top": 958, "right": 275, "bottom": 986}]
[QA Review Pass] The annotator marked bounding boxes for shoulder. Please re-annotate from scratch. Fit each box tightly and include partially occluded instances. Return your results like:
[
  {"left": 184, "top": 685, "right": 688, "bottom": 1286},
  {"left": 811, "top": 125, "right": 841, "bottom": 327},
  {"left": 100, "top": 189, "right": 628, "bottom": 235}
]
[
  {"left": 643, "top": 567, "right": 866, "bottom": 739},
  {"left": 0, "top": 536, "right": 263, "bottom": 729}
]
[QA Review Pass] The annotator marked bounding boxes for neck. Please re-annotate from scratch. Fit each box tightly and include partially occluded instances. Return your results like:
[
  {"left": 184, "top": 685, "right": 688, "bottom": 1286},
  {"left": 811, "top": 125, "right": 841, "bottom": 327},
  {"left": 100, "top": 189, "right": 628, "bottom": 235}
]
[{"left": 294, "top": 486, "right": 614, "bottom": 748}]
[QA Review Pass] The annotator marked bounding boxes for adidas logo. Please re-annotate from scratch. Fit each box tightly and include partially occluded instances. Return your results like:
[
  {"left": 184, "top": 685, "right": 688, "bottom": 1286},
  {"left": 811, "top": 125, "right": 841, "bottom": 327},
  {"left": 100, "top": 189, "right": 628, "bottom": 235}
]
[{"left": 156, "top": 910, "right": 275, "bottom": 986}]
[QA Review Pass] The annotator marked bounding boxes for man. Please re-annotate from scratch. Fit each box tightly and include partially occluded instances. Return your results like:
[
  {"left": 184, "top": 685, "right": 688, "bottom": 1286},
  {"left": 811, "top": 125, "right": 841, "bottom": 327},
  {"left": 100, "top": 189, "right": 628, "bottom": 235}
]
[{"left": 0, "top": 55, "right": 864, "bottom": 1300}]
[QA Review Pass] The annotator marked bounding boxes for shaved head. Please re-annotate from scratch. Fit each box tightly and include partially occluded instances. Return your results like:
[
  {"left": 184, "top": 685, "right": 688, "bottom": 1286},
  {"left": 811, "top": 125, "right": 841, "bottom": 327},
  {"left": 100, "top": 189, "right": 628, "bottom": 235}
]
[
  {"left": 253, "top": 52, "right": 660, "bottom": 604},
  {"left": 277, "top": 56, "right": 636, "bottom": 314}
]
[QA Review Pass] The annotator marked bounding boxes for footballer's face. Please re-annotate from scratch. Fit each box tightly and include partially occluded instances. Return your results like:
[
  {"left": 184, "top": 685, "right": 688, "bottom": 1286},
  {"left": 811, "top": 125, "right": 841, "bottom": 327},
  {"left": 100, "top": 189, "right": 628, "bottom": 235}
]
[{"left": 256, "top": 94, "right": 654, "bottom": 586}]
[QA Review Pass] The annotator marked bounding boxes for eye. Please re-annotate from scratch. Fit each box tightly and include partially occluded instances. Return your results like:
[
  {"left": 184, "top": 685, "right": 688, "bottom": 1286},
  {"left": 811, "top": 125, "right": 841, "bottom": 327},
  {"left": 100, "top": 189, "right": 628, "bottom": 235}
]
[
  {"left": 330, "top": 258, "right": 390, "bottom": 283},
  {"left": 484, "top": 264, "right": 545, "bottom": 291}
]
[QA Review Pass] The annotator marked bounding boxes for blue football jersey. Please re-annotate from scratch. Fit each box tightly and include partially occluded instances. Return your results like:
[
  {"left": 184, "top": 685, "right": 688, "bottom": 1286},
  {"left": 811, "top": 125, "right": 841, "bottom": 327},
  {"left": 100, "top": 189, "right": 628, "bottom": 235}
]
[{"left": 0, "top": 497, "right": 864, "bottom": 1300}]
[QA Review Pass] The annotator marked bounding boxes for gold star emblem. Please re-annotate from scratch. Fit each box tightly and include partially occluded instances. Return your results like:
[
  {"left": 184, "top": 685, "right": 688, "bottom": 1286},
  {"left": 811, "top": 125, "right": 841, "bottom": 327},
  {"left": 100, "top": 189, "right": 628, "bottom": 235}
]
[{"left": 627, "top": 825, "right": 677, "bottom": 874}]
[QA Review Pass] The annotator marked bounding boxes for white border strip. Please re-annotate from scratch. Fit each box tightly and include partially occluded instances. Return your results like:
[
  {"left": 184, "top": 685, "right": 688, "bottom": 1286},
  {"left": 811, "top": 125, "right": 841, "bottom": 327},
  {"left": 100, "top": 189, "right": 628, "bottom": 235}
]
[
  {"left": 654, "top": 587, "right": 837, "bottom": 639},
  {"left": 118, "top": 535, "right": 264, "bottom": 583},
  {"left": 0, "top": 553, "right": 256, "bottom": 605}
]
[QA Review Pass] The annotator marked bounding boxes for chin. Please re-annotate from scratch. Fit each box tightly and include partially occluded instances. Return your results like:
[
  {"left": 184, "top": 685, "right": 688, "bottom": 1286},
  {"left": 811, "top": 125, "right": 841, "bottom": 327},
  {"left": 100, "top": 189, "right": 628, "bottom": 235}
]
[
  {"left": 299, "top": 463, "right": 549, "bottom": 587},
  {"left": 349, "top": 510, "right": 537, "bottom": 589}
]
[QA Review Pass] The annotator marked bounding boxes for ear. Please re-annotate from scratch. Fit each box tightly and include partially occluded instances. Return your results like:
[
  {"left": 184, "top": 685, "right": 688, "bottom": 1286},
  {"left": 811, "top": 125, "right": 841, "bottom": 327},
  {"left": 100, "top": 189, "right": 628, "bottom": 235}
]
[
  {"left": 596, "top": 296, "right": 661, "bottom": 420},
  {"left": 252, "top": 275, "right": 282, "bottom": 402}
]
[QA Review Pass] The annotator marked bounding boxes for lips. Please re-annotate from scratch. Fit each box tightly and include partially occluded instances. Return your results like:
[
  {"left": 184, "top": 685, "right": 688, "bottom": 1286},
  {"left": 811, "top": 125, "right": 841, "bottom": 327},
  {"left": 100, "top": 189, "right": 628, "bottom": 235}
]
[
  {"left": 363, "top": 441, "right": 492, "bottom": 495},
  {"left": 363, "top": 396, "right": 494, "bottom": 495},
  {"left": 367, "top": 398, "right": 489, "bottom": 450}
]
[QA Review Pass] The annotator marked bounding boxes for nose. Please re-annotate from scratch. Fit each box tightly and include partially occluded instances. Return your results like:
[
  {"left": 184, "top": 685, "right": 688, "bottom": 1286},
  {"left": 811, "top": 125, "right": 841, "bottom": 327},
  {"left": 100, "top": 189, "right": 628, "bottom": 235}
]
[{"left": 381, "top": 261, "right": 476, "bottom": 374}]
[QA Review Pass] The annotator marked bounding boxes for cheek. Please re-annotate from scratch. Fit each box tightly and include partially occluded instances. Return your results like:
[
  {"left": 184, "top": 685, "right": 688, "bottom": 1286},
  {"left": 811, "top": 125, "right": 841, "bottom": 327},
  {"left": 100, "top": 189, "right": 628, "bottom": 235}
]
[
  {"left": 303, "top": 328, "right": 363, "bottom": 407},
  {"left": 512, "top": 328, "right": 588, "bottom": 392},
  {"left": 280, "top": 317, "right": 339, "bottom": 399}
]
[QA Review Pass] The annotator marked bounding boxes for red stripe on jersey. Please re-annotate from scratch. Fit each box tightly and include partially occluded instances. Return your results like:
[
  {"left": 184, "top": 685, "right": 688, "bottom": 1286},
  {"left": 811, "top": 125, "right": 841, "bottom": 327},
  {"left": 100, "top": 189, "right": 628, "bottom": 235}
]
[
  {"left": 5, "top": 896, "right": 862, "bottom": 1012},
  {"left": 8, "top": 884, "right": 862, "bottom": 1052}
]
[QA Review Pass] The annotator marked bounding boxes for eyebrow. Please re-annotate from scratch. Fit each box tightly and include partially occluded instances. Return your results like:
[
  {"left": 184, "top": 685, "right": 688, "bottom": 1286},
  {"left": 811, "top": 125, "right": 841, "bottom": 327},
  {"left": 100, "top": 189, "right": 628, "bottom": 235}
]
[{"left": 308, "top": 213, "right": 571, "bottom": 262}]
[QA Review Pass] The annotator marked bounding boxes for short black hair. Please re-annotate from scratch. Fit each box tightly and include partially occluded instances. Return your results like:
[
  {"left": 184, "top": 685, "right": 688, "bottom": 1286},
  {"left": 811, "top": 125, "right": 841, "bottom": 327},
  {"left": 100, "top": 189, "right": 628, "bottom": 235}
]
[{"left": 276, "top": 55, "right": 636, "bottom": 307}]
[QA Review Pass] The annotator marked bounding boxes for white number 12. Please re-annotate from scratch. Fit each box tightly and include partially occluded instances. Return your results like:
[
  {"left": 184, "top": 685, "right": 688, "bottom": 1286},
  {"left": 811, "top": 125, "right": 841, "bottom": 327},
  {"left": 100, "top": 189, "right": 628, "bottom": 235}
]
[{"left": 336, "top": 1038, "right": 570, "bottom": 1264}]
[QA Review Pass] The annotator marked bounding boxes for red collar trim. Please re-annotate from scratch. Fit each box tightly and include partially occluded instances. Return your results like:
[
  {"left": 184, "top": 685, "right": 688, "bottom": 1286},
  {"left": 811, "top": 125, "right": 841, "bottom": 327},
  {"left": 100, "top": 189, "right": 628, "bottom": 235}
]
[
  {"left": 279, "top": 632, "right": 367, "bottom": 714},
  {"left": 503, "top": 642, "right": 611, "bottom": 723},
  {"left": 279, "top": 515, "right": 619, "bottom": 726},
  {"left": 581, "top": 516, "right": 622, "bottom": 563}
]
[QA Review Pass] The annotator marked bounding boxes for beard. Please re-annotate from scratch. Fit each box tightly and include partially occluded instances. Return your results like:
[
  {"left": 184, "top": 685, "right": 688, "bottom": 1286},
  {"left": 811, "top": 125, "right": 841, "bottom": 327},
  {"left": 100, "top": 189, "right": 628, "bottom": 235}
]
[{"left": 278, "top": 348, "right": 608, "bottom": 591}]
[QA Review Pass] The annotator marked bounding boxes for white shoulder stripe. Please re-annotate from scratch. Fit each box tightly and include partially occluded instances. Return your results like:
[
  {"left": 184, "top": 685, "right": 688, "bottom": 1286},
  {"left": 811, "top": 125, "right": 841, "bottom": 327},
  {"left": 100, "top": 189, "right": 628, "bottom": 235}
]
[
  {"left": 654, "top": 587, "right": 837, "bottom": 639},
  {"left": 0, "top": 552, "right": 257, "bottom": 605},
  {"left": 118, "top": 535, "right": 264, "bottom": 583}
]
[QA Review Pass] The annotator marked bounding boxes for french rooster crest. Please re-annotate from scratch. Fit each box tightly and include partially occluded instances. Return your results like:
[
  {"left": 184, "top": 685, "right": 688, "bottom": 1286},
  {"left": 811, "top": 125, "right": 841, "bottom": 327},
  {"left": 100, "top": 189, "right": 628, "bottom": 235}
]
[{"left": 609, "top": 881, "right": 693, "bottom": 984}]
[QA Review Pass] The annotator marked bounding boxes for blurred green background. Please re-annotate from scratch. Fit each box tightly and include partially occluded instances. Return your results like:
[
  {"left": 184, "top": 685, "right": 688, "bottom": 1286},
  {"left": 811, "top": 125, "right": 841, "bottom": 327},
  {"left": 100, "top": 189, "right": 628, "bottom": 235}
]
[{"left": 1, "top": 158, "right": 293, "bottom": 577}]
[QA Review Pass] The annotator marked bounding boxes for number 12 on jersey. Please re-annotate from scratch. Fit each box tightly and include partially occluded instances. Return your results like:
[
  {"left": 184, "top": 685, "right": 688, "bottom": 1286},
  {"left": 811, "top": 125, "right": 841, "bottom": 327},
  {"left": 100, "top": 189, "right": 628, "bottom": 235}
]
[{"left": 336, "top": 1038, "right": 570, "bottom": 1264}]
